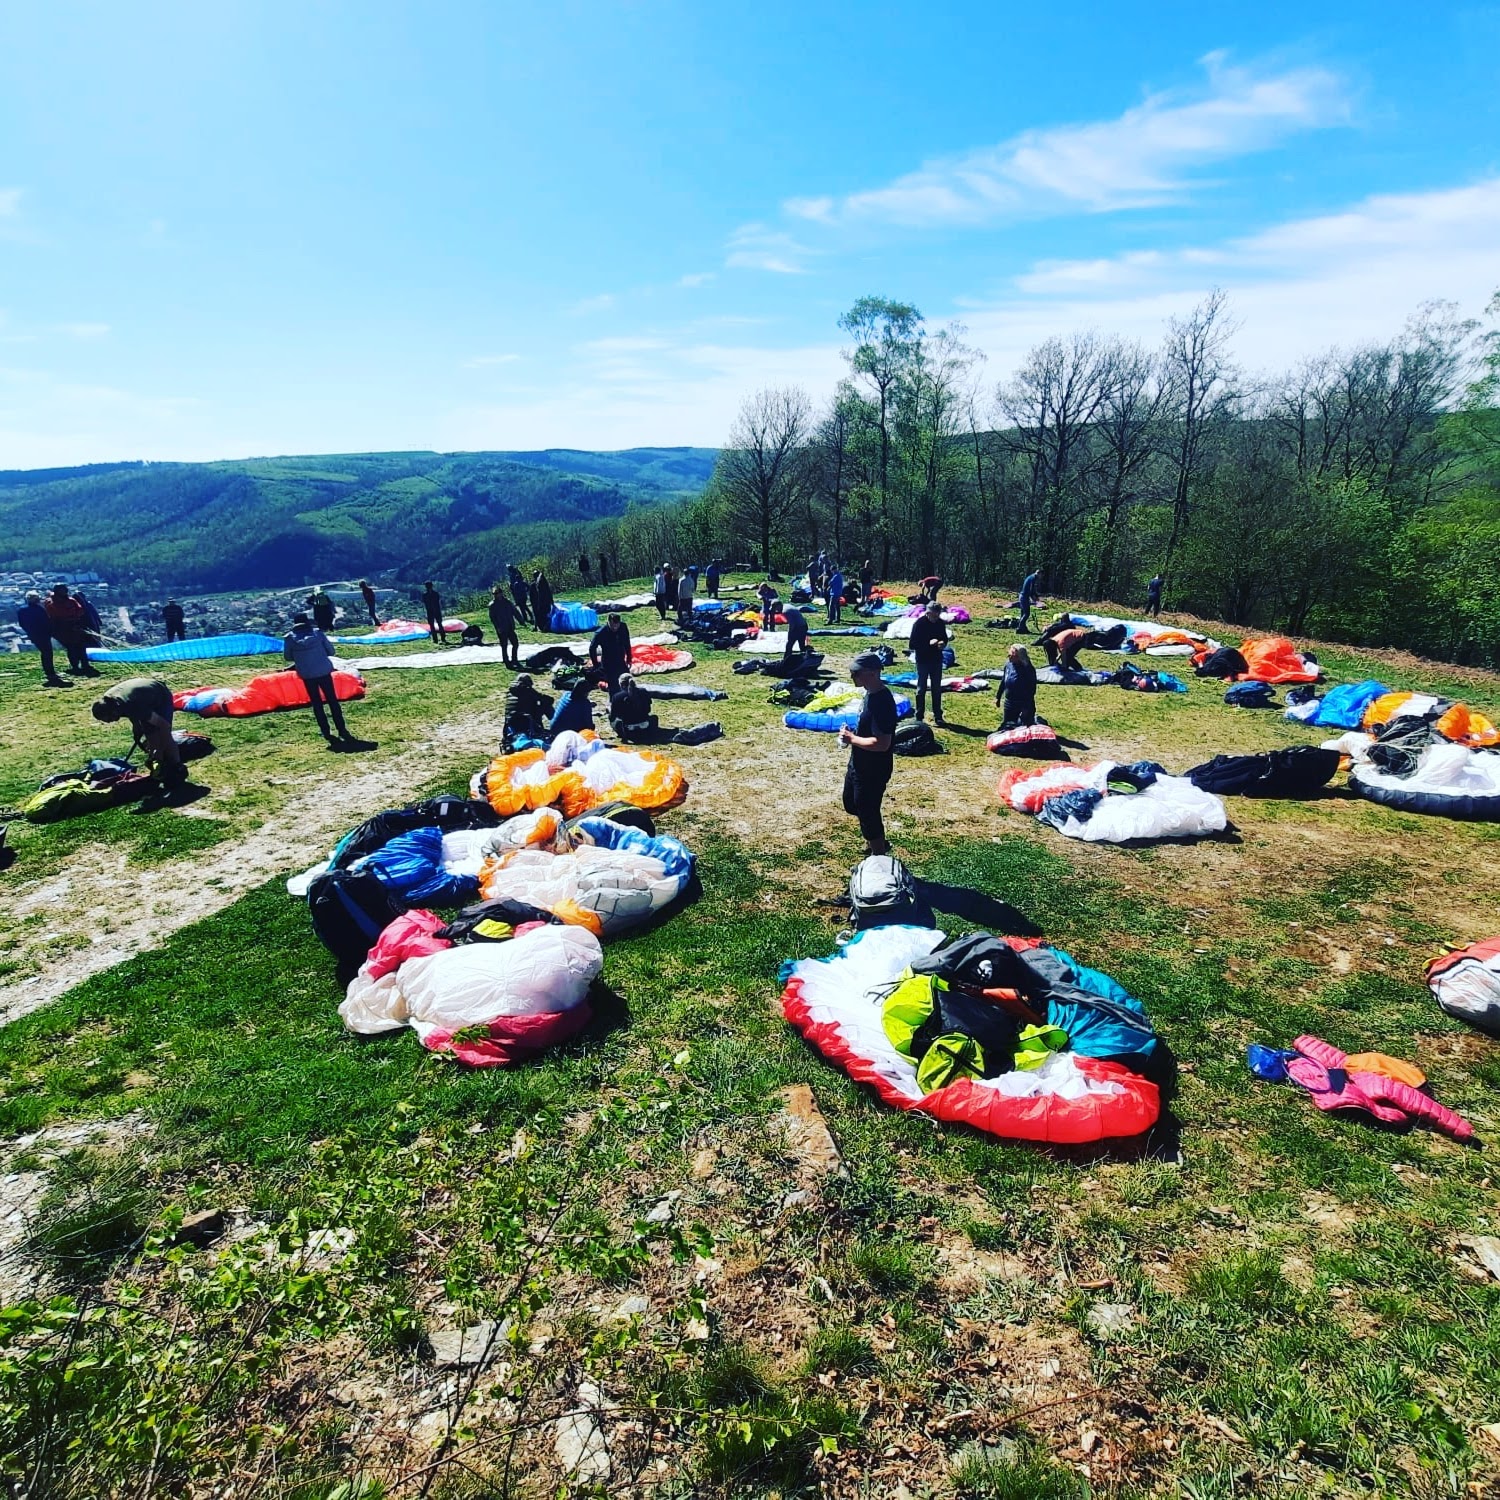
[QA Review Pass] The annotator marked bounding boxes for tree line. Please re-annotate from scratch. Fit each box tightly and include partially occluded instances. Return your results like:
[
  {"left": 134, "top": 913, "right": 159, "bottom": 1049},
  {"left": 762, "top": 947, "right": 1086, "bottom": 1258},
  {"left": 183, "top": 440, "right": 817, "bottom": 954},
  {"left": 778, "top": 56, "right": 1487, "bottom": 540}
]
[{"left": 582, "top": 289, "right": 1500, "bottom": 668}]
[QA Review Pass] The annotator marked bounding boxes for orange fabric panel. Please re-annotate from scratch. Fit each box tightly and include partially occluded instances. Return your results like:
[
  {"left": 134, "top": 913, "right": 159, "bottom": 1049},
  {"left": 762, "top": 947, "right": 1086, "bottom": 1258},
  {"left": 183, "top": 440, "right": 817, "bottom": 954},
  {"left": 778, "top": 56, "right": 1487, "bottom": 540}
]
[
  {"left": 1236, "top": 637, "right": 1319, "bottom": 684},
  {"left": 1344, "top": 1053, "right": 1426, "bottom": 1088}
]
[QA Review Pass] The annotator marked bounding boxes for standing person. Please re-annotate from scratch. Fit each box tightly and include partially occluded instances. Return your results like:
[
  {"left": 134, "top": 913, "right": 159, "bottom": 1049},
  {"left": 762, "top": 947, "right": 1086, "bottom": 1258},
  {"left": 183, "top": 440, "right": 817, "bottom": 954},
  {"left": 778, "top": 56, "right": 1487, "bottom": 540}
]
[
  {"left": 757, "top": 580, "right": 779, "bottom": 634},
  {"left": 162, "top": 598, "right": 187, "bottom": 642},
  {"left": 781, "top": 605, "right": 809, "bottom": 665},
  {"left": 1146, "top": 573, "right": 1164, "bottom": 619},
  {"left": 826, "top": 566, "right": 845, "bottom": 625},
  {"left": 45, "top": 584, "right": 99, "bottom": 677},
  {"left": 17, "top": 591, "right": 70, "bottom": 687},
  {"left": 653, "top": 563, "right": 670, "bottom": 622},
  {"left": 74, "top": 590, "right": 103, "bottom": 647},
  {"left": 489, "top": 585, "right": 521, "bottom": 667},
  {"left": 309, "top": 586, "right": 336, "bottom": 631},
  {"left": 677, "top": 565, "right": 696, "bottom": 624},
  {"left": 589, "top": 612, "right": 632, "bottom": 689},
  {"left": 531, "top": 569, "right": 555, "bottom": 630},
  {"left": 90, "top": 677, "right": 184, "bottom": 788},
  {"left": 283, "top": 612, "right": 355, "bottom": 747},
  {"left": 597, "top": 553, "right": 611, "bottom": 586},
  {"left": 998, "top": 645, "right": 1038, "bottom": 729},
  {"left": 578, "top": 553, "right": 592, "bottom": 581},
  {"left": 1017, "top": 568, "right": 1041, "bottom": 633},
  {"left": 508, "top": 565, "right": 532, "bottom": 627},
  {"left": 661, "top": 565, "right": 677, "bottom": 625},
  {"left": 859, "top": 559, "right": 874, "bottom": 604},
  {"left": 705, "top": 559, "right": 720, "bottom": 599},
  {"left": 838, "top": 651, "right": 899, "bottom": 856},
  {"left": 421, "top": 581, "right": 447, "bottom": 644},
  {"left": 358, "top": 579, "right": 380, "bottom": 626},
  {"left": 910, "top": 599, "right": 950, "bottom": 725}
]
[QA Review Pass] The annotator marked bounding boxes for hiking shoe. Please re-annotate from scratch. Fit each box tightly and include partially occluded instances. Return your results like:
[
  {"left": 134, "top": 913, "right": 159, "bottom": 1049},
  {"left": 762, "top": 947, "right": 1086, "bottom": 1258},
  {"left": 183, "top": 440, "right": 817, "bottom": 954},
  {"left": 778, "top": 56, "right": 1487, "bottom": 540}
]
[{"left": 45, "top": 678, "right": 74, "bottom": 688}]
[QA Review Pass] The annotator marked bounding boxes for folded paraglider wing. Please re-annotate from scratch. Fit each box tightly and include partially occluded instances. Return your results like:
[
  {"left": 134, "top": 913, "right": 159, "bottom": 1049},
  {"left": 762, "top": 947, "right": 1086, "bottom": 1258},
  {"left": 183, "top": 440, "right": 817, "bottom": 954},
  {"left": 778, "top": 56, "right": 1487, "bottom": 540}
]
[
  {"left": 479, "top": 735, "right": 688, "bottom": 819},
  {"left": 1235, "top": 637, "right": 1320, "bottom": 684},
  {"left": 174, "top": 669, "right": 366, "bottom": 716}
]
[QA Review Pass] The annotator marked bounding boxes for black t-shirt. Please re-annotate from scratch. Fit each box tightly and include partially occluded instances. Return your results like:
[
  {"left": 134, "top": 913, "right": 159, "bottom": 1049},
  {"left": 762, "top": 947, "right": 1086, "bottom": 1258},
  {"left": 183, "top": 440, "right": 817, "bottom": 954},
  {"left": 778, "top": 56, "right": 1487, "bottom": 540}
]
[
  {"left": 489, "top": 596, "right": 516, "bottom": 630},
  {"left": 910, "top": 615, "right": 948, "bottom": 660},
  {"left": 592, "top": 624, "right": 631, "bottom": 668},
  {"left": 851, "top": 685, "right": 898, "bottom": 779}
]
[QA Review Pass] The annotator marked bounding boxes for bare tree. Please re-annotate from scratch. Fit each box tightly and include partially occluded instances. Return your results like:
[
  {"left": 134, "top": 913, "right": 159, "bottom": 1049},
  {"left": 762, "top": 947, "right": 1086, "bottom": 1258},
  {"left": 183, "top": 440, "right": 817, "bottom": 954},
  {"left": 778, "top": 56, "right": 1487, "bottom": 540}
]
[
  {"left": 711, "top": 386, "right": 813, "bottom": 567},
  {"left": 1090, "top": 338, "right": 1168, "bottom": 597},
  {"left": 1160, "top": 289, "right": 1238, "bottom": 573}
]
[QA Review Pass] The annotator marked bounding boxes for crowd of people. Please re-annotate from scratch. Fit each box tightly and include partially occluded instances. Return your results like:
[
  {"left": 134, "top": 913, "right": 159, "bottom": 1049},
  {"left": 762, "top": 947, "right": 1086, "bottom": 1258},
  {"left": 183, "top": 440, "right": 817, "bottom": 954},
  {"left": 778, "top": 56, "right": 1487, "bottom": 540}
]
[{"left": 12, "top": 558, "right": 1171, "bottom": 842}]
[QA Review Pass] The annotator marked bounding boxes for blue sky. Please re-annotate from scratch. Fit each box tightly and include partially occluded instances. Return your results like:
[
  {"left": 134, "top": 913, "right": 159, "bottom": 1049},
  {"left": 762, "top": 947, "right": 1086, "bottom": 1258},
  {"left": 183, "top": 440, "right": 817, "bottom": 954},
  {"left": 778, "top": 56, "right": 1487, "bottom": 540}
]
[{"left": 2, "top": 0, "right": 1498, "bottom": 466}]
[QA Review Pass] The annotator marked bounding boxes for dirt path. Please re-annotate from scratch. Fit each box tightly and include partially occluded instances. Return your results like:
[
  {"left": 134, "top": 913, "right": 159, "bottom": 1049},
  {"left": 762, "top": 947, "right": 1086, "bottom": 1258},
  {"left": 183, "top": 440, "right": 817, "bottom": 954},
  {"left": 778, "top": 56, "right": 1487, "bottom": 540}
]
[{"left": 2, "top": 708, "right": 508, "bottom": 1027}]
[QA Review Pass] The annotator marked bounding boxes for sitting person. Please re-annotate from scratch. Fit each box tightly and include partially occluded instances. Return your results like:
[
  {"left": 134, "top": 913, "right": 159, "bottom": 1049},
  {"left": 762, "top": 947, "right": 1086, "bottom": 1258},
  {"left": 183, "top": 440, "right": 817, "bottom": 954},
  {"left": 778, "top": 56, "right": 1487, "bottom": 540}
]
[
  {"left": 503, "top": 674, "right": 553, "bottom": 749},
  {"left": 548, "top": 680, "right": 595, "bottom": 736},
  {"left": 1042, "top": 625, "right": 1089, "bottom": 672},
  {"left": 608, "top": 673, "right": 658, "bottom": 742},
  {"left": 998, "top": 645, "right": 1038, "bottom": 729}
]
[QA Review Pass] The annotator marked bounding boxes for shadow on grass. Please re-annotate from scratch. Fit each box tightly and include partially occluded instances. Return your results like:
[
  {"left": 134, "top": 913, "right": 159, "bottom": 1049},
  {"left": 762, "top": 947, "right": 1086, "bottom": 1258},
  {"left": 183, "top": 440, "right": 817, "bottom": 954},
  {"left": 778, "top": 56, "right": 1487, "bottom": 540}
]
[{"left": 915, "top": 880, "right": 1043, "bottom": 937}]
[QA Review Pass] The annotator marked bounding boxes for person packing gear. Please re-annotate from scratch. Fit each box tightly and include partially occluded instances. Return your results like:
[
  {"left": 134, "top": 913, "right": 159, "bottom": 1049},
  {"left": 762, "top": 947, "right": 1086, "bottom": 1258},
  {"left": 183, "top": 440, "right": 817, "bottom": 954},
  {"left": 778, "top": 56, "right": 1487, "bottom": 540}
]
[
  {"left": 309, "top": 586, "right": 336, "bottom": 631},
  {"left": 489, "top": 586, "right": 521, "bottom": 667},
  {"left": 421, "top": 581, "right": 447, "bottom": 644},
  {"left": 46, "top": 583, "right": 100, "bottom": 677},
  {"left": 162, "top": 598, "right": 187, "bottom": 641},
  {"left": 781, "top": 605, "right": 810, "bottom": 665},
  {"left": 839, "top": 650, "right": 899, "bottom": 856},
  {"left": 359, "top": 579, "right": 380, "bottom": 626},
  {"left": 910, "top": 599, "right": 950, "bottom": 726},
  {"left": 549, "top": 679, "right": 594, "bottom": 736},
  {"left": 503, "top": 675, "right": 553, "bottom": 750},
  {"left": 17, "top": 591, "right": 70, "bottom": 688},
  {"left": 91, "top": 677, "right": 186, "bottom": 789},
  {"left": 609, "top": 673, "right": 659, "bottom": 742},
  {"left": 284, "top": 612, "right": 357, "bottom": 748},
  {"left": 589, "top": 612, "right": 632, "bottom": 688},
  {"left": 998, "top": 645, "right": 1038, "bottom": 728}
]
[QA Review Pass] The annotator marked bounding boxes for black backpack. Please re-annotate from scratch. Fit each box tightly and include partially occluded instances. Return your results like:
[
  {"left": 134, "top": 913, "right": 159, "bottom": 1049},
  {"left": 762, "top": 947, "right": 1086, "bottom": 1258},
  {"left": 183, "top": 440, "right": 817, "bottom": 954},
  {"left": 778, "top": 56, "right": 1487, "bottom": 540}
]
[
  {"left": 1186, "top": 747, "right": 1339, "bottom": 797},
  {"left": 1195, "top": 646, "right": 1248, "bottom": 679},
  {"left": 1224, "top": 681, "right": 1276, "bottom": 709},
  {"left": 307, "top": 869, "right": 405, "bottom": 970},
  {"left": 564, "top": 801, "right": 656, "bottom": 838},
  {"left": 439, "top": 897, "right": 562, "bottom": 943},
  {"left": 893, "top": 721, "right": 941, "bottom": 756}
]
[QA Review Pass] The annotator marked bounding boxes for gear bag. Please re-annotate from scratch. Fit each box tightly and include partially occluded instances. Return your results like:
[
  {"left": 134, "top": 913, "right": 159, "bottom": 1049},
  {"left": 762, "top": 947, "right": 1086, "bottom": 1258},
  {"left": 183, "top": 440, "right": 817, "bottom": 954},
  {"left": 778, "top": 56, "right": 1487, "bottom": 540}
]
[{"left": 848, "top": 854, "right": 934, "bottom": 932}]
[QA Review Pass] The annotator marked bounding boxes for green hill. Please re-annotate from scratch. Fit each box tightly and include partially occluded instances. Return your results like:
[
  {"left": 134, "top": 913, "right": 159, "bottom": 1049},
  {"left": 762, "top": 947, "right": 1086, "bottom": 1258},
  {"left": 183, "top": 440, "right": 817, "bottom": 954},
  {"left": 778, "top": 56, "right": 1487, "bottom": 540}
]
[{"left": 0, "top": 447, "right": 716, "bottom": 591}]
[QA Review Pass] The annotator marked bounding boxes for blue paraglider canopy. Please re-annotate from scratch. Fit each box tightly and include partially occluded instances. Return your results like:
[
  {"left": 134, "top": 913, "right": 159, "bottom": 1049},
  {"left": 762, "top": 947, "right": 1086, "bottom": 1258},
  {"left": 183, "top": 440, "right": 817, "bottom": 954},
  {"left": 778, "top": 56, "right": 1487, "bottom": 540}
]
[{"left": 89, "top": 633, "right": 284, "bottom": 663}]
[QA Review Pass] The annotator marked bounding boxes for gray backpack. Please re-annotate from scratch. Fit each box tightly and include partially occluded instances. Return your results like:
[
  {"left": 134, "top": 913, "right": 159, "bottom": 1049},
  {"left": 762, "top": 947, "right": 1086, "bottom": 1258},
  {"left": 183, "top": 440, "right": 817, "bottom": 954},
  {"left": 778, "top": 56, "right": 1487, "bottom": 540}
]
[{"left": 847, "top": 855, "right": 934, "bottom": 932}]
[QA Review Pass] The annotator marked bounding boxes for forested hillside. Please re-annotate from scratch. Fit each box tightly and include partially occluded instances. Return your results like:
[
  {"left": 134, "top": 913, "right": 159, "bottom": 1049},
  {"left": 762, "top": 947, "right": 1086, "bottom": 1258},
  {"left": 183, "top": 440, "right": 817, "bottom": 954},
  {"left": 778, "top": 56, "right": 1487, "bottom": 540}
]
[
  {"left": 0, "top": 448, "right": 715, "bottom": 591},
  {"left": 588, "top": 291, "right": 1500, "bottom": 669}
]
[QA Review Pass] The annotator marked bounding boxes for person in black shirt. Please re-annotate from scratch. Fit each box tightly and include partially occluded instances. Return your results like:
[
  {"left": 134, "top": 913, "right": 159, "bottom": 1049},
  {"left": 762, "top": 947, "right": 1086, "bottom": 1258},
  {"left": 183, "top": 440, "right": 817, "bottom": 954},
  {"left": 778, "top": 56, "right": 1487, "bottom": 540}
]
[
  {"left": 531, "top": 570, "right": 555, "bottom": 630},
  {"left": 421, "top": 582, "right": 447, "bottom": 644},
  {"left": 609, "top": 673, "right": 658, "bottom": 741},
  {"left": 839, "top": 650, "right": 899, "bottom": 855},
  {"left": 503, "top": 675, "right": 553, "bottom": 749},
  {"left": 508, "top": 565, "right": 532, "bottom": 626},
  {"left": 588, "top": 612, "right": 632, "bottom": 688},
  {"left": 489, "top": 586, "right": 521, "bottom": 666},
  {"left": 162, "top": 598, "right": 186, "bottom": 642},
  {"left": 908, "top": 600, "right": 950, "bottom": 726}
]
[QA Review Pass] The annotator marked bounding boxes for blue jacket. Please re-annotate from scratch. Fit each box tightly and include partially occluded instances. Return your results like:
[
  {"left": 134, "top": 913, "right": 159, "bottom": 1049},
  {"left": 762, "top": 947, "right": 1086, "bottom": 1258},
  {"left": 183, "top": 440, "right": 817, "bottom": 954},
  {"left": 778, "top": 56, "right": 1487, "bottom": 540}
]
[
  {"left": 550, "top": 690, "right": 594, "bottom": 735},
  {"left": 16, "top": 603, "right": 50, "bottom": 643},
  {"left": 1020, "top": 572, "right": 1040, "bottom": 603}
]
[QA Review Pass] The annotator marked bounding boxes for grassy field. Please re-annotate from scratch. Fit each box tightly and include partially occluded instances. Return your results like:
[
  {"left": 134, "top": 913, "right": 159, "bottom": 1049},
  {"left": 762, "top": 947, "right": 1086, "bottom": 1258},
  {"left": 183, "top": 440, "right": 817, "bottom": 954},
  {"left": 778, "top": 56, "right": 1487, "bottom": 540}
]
[{"left": 1, "top": 577, "right": 1498, "bottom": 1498}]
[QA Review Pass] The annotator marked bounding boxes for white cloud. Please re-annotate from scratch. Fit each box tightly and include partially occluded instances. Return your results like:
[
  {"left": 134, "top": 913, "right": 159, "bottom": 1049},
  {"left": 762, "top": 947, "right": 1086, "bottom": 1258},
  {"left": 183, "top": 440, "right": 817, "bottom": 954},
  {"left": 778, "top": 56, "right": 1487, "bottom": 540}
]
[
  {"left": 960, "top": 178, "right": 1500, "bottom": 378},
  {"left": 790, "top": 54, "right": 1350, "bottom": 229},
  {"left": 461, "top": 353, "right": 521, "bottom": 368},
  {"left": 725, "top": 223, "right": 813, "bottom": 274},
  {"left": 0, "top": 189, "right": 20, "bottom": 217},
  {"left": 60, "top": 322, "right": 110, "bottom": 340},
  {"left": 678, "top": 271, "right": 716, "bottom": 287},
  {"left": 440, "top": 336, "right": 845, "bottom": 450},
  {"left": 567, "top": 293, "right": 616, "bottom": 316}
]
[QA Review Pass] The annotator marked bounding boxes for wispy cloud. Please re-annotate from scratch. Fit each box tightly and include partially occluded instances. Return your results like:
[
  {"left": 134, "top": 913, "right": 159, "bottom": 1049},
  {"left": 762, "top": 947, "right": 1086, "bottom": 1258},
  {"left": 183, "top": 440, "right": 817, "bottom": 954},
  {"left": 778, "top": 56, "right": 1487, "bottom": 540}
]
[
  {"left": 461, "top": 352, "right": 521, "bottom": 368},
  {"left": 0, "top": 189, "right": 20, "bottom": 217},
  {"left": 787, "top": 54, "right": 1351, "bottom": 230},
  {"left": 567, "top": 293, "right": 616, "bottom": 316},
  {"left": 724, "top": 223, "right": 813, "bottom": 275},
  {"left": 959, "top": 178, "right": 1500, "bottom": 376},
  {"left": 678, "top": 271, "right": 716, "bottom": 288},
  {"left": 60, "top": 322, "right": 110, "bottom": 340}
]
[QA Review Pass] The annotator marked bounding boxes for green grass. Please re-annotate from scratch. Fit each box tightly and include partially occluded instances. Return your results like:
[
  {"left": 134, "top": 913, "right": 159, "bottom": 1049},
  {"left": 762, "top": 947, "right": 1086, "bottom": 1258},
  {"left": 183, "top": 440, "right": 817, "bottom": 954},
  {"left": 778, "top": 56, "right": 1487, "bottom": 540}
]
[{"left": 3, "top": 577, "right": 1500, "bottom": 1496}]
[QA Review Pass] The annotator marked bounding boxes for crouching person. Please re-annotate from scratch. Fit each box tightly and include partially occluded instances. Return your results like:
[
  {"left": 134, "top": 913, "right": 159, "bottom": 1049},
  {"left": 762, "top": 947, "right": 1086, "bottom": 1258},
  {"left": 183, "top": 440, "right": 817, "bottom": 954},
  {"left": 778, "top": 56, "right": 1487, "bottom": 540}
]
[
  {"left": 609, "top": 673, "right": 658, "bottom": 742},
  {"left": 91, "top": 677, "right": 185, "bottom": 790},
  {"left": 503, "top": 674, "right": 553, "bottom": 750}
]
